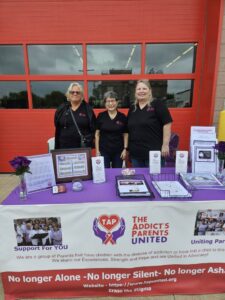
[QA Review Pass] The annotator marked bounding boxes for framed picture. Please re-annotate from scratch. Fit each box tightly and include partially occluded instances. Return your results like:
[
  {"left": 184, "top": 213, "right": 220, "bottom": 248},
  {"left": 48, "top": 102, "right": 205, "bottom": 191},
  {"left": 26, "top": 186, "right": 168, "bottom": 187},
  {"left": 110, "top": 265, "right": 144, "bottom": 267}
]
[{"left": 51, "top": 148, "right": 92, "bottom": 183}]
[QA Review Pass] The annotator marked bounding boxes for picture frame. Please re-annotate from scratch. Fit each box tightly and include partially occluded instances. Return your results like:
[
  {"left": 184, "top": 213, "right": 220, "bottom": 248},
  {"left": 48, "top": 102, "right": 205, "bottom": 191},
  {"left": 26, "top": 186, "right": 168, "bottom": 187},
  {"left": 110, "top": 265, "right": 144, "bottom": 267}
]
[{"left": 51, "top": 148, "right": 92, "bottom": 183}]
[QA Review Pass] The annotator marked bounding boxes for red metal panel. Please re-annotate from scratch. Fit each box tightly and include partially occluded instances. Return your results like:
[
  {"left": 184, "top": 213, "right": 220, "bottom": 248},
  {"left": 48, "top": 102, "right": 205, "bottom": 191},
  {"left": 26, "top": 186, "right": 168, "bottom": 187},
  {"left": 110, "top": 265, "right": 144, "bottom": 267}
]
[
  {"left": 0, "top": 111, "right": 55, "bottom": 172},
  {"left": 0, "top": 0, "right": 223, "bottom": 172},
  {"left": 0, "top": 0, "right": 204, "bottom": 43},
  {"left": 197, "top": 0, "right": 224, "bottom": 125}
]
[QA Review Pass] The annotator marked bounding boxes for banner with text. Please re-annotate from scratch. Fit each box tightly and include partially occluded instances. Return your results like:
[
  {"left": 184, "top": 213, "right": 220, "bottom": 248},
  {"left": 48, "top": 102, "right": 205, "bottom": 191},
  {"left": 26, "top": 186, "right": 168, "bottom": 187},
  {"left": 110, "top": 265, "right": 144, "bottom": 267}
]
[{"left": 1, "top": 201, "right": 225, "bottom": 298}]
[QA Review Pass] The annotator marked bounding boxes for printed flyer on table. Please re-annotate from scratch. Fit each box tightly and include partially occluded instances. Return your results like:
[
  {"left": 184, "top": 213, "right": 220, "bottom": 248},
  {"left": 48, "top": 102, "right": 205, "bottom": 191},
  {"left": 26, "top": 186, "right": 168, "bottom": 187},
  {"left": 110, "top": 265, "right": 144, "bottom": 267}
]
[{"left": 1, "top": 201, "right": 225, "bottom": 298}]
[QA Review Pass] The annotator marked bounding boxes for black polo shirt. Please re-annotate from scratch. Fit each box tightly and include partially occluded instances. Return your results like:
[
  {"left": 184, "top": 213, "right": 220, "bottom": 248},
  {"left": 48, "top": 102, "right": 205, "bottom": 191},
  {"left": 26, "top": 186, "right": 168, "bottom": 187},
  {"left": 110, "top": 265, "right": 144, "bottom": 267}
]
[
  {"left": 56, "top": 101, "right": 95, "bottom": 149},
  {"left": 128, "top": 99, "right": 173, "bottom": 160},
  {"left": 97, "top": 111, "right": 128, "bottom": 154}
]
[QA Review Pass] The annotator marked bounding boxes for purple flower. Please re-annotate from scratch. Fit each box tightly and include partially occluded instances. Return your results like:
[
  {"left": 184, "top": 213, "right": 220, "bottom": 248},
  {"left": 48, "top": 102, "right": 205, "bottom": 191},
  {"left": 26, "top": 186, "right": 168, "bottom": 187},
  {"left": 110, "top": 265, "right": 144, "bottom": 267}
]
[
  {"left": 214, "top": 141, "right": 225, "bottom": 160},
  {"left": 9, "top": 156, "right": 31, "bottom": 175}
]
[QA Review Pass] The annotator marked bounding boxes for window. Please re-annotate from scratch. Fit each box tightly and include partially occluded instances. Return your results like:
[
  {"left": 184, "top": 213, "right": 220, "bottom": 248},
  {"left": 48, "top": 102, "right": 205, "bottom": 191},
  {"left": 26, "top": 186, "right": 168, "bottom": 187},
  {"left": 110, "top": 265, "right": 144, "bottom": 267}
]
[
  {"left": 0, "top": 45, "right": 25, "bottom": 74},
  {"left": 150, "top": 80, "right": 193, "bottom": 107},
  {"left": 87, "top": 44, "right": 141, "bottom": 74},
  {"left": 88, "top": 81, "right": 136, "bottom": 108},
  {"left": 28, "top": 45, "right": 83, "bottom": 74},
  {"left": 0, "top": 43, "right": 197, "bottom": 109},
  {"left": 146, "top": 43, "right": 197, "bottom": 74},
  {"left": 31, "top": 81, "right": 83, "bottom": 108},
  {"left": 0, "top": 82, "right": 28, "bottom": 108}
]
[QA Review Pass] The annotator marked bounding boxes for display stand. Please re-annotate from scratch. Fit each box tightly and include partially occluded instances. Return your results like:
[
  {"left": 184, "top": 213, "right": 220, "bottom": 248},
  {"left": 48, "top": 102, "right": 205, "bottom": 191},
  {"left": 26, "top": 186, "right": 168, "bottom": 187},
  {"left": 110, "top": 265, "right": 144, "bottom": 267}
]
[{"left": 150, "top": 173, "right": 193, "bottom": 199}]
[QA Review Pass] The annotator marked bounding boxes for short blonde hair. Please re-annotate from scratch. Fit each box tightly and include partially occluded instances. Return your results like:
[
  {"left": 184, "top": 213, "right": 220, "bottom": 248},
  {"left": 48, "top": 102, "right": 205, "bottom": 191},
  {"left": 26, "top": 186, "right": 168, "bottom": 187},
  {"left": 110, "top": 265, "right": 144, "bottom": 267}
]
[{"left": 65, "top": 82, "right": 84, "bottom": 99}]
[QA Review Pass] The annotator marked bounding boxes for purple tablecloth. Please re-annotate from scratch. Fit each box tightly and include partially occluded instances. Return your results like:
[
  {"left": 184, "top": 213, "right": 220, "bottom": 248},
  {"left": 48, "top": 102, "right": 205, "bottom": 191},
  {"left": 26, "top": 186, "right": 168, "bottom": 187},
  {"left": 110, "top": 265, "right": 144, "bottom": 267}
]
[{"left": 2, "top": 168, "right": 225, "bottom": 205}]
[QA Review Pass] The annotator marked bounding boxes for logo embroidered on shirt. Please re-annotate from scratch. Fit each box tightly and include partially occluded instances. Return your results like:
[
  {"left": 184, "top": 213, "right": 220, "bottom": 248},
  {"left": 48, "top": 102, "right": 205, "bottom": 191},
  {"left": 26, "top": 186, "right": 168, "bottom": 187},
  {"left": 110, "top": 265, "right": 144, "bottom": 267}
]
[
  {"left": 116, "top": 121, "right": 124, "bottom": 126},
  {"left": 79, "top": 112, "right": 86, "bottom": 117}
]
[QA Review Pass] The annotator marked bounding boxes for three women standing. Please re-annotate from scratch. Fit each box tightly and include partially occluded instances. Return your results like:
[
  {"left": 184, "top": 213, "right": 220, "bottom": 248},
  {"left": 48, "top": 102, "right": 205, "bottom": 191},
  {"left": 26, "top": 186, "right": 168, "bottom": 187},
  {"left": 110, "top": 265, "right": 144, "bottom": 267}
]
[{"left": 54, "top": 80, "right": 172, "bottom": 169}]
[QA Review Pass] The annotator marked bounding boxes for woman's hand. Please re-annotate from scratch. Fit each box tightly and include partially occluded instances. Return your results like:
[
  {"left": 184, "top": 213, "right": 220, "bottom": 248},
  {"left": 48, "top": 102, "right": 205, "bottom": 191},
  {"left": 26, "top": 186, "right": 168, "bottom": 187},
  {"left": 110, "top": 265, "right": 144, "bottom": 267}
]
[
  {"left": 161, "top": 144, "right": 170, "bottom": 157},
  {"left": 96, "top": 151, "right": 101, "bottom": 156},
  {"left": 162, "top": 123, "right": 171, "bottom": 157},
  {"left": 120, "top": 149, "right": 127, "bottom": 160}
]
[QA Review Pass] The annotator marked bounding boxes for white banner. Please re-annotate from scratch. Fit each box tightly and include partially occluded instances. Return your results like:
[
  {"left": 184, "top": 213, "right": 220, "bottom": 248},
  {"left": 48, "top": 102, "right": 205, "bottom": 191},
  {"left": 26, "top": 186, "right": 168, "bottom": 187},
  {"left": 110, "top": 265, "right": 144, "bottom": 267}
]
[{"left": 1, "top": 201, "right": 225, "bottom": 272}]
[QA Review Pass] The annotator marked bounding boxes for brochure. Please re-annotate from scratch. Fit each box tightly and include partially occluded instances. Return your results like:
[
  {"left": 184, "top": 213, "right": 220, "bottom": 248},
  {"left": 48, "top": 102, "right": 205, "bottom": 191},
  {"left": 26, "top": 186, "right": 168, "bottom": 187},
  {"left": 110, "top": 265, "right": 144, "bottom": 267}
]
[
  {"left": 175, "top": 151, "right": 188, "bottom": 174},
  {"left": 152, "top": 180, "right": 191, "bottom": 198},
  {"left": 91, "top": 156, "right": 106, "bottom": 183},
  {"left": 189, "top": 126, "right": 217, "bottom": 174},
  {"left": 149, "top": 151, "right": 161, "bottom": 174},
  {"left": 24, "top": 153, "right": 56, "bottom": 193},
  {"left": 116, "top": 175, "right": 154, "bottom": 198},
  {"left": 180, "top": 173, "right": 224, "bottom": 189}
]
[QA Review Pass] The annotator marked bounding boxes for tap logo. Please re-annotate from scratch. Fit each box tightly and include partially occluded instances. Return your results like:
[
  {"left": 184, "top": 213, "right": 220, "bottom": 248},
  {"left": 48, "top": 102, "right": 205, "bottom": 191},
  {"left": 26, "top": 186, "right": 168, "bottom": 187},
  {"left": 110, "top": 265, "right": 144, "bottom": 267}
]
[
  {"left": 93, "top": 214, "right": 125, "bottom": 245},
  {"left": 96, "top": 159, "right": 101, "bottom": 165},
  {"left": 147, "top": 107, "right": 154, "bottom": 112}
]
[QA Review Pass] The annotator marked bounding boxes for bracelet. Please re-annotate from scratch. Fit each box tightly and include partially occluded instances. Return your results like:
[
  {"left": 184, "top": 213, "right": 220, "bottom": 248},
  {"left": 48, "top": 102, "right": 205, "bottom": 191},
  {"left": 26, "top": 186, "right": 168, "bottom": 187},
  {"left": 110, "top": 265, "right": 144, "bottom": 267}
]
[{"left": 124, "top": 147, "right": 128, "bottom": 150}]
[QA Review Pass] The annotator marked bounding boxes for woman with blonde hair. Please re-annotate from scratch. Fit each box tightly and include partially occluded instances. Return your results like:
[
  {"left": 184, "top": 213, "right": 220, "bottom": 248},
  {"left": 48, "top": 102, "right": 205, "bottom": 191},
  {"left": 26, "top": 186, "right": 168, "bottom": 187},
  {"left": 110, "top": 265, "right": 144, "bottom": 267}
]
[
  {"left": 127, "top": 79, "right": 172, "bottom": 167},
  {"left": 54, "top": 82, "right": 96, "bottom": 149}
]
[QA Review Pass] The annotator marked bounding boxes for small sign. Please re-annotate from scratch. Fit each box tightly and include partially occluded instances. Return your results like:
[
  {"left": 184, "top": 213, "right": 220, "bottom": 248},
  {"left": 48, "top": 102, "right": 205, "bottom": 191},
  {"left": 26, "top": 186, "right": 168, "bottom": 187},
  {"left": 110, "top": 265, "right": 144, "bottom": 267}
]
[
  {"left": 91, "top": 156, "right": 106, "bottom": 183},
  {"left": 149, "top": 151, "right": 161, "bottom": 174},
  {"left": 175, "top": 151, "right": 188, "bottom": 174},
  {"left": 24, "top": 153, "right": 56, "bottom": 193}
]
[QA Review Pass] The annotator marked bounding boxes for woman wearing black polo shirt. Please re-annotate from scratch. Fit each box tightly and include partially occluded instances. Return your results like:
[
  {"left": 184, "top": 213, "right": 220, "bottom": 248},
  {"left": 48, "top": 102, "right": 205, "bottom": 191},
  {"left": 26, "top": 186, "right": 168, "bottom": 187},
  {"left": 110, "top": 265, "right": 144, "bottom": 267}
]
[
  {"left": 54, "top": 82, "right": 96, "bottom": 149},
  {"left": 128, "top": 79, "right": 173, "bottom": 167},
  {"left": 95, "top": 91, "right": 128, "bottom": 168}
]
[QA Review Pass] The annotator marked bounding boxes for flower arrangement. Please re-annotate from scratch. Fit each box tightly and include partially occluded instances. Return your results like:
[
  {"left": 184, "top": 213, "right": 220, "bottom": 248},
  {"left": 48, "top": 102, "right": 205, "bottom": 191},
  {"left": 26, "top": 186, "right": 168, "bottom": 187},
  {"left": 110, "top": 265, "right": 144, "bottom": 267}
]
[
  {"left": 9, "top": 156, "right": 32, "bottom": 175},
  {"left": 214, "top": 141, "right": 225, "bottom": 160}
]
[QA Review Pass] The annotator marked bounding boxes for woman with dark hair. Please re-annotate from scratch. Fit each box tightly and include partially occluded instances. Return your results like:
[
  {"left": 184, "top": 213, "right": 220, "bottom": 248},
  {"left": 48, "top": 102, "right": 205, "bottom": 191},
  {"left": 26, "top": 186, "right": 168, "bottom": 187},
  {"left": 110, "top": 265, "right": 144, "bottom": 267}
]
[
  {"left": 128, "top": 79, "right": 173, "bottom": 167},
  {"left": 54, "top": 82, "right": 96, "bottom": 149},
  {"left": 95, "top": 91, "right": 128, "bottom": 168}
]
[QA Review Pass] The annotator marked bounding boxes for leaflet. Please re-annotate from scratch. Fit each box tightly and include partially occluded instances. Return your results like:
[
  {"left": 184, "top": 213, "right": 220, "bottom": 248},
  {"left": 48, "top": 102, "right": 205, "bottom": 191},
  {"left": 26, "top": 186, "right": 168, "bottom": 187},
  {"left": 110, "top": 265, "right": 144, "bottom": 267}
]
[
  {"left": 149, "top": 151, "right": 161, "bottom": 174},
  {"left": 24, "top": 153, "right": 56, "bottom": 193},
  {"left": 116, "top": 175, "right": 154, "bottom": 198},
  {"left": 56, "top": 153, "right": 88, "bottom": 178},
  {"left": 91, "top": 156, "right": 106, "bottom": 183},
  {"left": 175, "top": 151, "right": 188, "bottom": 174},
  {"left": 180, "top": 173, "right": 224, "bottom": 189},
  {"left": 152, "top": 180, "right": 191, "bottom": 198},
  {"left": 191, "top": 140, "right": 217, "bottom": 173}
]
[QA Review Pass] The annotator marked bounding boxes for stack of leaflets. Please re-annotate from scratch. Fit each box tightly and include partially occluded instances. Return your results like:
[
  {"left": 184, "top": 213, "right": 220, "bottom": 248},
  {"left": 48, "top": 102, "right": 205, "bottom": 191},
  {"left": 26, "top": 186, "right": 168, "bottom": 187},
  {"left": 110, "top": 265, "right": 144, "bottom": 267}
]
[
  {"left": 152, "top": 180, "right": 192, "bottom": 198},
  {"left": 190, "top": 126, "right": 218, "bottom": 173},
  {"left": 180, "top": 173, "right": 224, "bottom": 189},
  {"left": 116, "top": 175, "right": 154, "bottom": 198}
]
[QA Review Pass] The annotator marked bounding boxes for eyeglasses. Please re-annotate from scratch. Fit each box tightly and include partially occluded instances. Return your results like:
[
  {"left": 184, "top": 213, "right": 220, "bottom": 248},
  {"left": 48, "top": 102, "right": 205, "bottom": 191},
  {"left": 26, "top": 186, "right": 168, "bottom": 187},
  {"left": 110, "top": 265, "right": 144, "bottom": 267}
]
[
  {"left": 105, "top": 99, "right": 116, "bottom": 104},
  {"left": 69, "top": 91, "right": 81, "bottom": 95}
]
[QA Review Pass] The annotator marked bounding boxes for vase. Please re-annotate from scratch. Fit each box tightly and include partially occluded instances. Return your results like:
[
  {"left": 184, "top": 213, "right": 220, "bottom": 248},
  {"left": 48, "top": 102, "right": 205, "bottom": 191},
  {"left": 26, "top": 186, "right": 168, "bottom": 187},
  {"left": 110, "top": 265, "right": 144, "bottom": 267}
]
[
  {"left": 19, "top": 174, "right": 27, "bottom": 200},
  {"left": 217, "top": 159, "right": 225, "bottom": 180}
]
